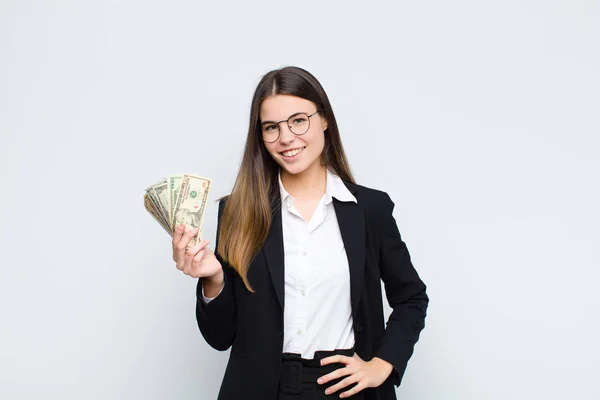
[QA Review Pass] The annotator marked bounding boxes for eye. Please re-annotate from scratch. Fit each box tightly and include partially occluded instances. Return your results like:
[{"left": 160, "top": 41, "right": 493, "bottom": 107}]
[
  {"left": 292, "top": 117, "right": 307, "bottom": 124},
  {"left": 263, "top": 124, "right": 276, "bottom": 131}
]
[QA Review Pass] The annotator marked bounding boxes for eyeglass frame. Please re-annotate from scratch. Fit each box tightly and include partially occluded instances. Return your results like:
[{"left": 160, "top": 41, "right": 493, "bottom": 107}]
[{"left": 258, "top": 109, "right": 322, "bottom": 143}]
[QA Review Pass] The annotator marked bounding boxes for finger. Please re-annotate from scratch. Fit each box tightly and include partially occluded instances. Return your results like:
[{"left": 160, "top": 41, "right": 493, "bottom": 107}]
[
  {"left": 185, "top": 248, "right": 207, "bottom": 276},
  {"left": 175, "top": 227, "right": 199, "bottom": 262},
  {"left": 191, "top": 244, "right": 207, "bottom": 263},
  {"left": 184, "top": 236, "right": 208, "bottom": 267},
  {"left": 172, "top": 224, "right": 187, "bottom": 261},
  {"left": 172, "top": 223, "right": 186, "bottom": 247},
  {"left": 187, "top": 239, "right": 210, "bottom": 256},
  {"left": 317, "top": 365, "right": 350, "bottom": 385},
  {"left": 182, "top": 242, "right": 201, "bottom": 273},
  {"left": 320, "top": 354, "right": 352, "bottom": 366},
  {"left": 324, "top": 374, "right": 360, "bottom": 396},
  {"left": 185, "top": 228, "right": 203, "bottom": 253},
  {"left": 339, "top": 381, "right": 366, "bottom": 399},
  {"left": 185, "top": 240, "right": 210, "bottom": 264},
  {"left": 185, "top": 242, "right": 212, "bottom": 276},
  {"left": 192, "top": 248, "right": 206, "bottom": 263}
]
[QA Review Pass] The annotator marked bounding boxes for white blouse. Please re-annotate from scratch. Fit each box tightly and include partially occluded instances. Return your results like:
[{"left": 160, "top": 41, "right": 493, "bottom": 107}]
[{"left": 203, "top": 168, "right": 357, "bottom": 359}]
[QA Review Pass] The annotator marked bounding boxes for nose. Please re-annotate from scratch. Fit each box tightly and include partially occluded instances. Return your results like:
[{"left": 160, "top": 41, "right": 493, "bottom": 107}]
[{"left": 278, "top": 122, "right": 296, "bottom": 144}]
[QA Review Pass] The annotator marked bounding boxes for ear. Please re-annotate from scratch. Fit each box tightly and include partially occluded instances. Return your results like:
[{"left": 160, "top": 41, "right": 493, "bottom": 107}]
[{"left": 321, "top": 116, "right": 328, "bottom": 131}]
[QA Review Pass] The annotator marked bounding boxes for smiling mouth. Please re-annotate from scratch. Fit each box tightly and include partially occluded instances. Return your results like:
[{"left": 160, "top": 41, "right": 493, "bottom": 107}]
[{"left": 280, "top": 147, "right": 306, "bottom": 157}]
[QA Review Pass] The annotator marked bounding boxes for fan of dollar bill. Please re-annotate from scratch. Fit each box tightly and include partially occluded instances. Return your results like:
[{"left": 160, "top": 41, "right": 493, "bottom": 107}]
[{"left": 144, "top": 174, "right": 212, "bottom": 248}]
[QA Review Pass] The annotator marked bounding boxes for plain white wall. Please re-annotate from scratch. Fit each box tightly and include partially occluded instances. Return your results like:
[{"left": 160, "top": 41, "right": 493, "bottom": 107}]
[{"left": 1, "top": 1, "right": 599, "bottom": 399}]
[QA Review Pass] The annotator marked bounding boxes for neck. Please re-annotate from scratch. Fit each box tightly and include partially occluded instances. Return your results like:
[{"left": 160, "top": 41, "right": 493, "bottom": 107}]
[{"left": 280, "top": 163, "right": 327, "bottom": 201}]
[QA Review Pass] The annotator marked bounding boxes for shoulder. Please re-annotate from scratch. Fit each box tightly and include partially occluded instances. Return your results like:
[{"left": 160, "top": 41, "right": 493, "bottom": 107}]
[
  {"left": 343, "top": 182, "right": 402, "bottom": 241},
  {"left": 217, "top": 195, "right": 230, "bottom": 207},
  {"left": 342, "top": 181, "right": 396, "bottom": 218},
  {"left": 216, "top": 195, "right": 231, "bottom": 220}
]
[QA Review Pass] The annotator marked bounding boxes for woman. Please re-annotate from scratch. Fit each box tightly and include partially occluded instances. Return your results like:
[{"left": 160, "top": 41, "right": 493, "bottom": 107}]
[{"left": 172, "top": 66, "right": 429, "bottom": 399}]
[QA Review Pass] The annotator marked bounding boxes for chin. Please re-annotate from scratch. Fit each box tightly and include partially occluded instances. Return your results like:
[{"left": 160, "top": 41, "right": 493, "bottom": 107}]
[{"left": 280, "top": 164, "right": 306, "bottom": 175}]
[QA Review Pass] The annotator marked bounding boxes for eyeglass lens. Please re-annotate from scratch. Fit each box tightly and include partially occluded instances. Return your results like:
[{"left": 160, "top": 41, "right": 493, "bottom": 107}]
[{"left": 261, "top": 113, "right": 310, "bottom": 142}]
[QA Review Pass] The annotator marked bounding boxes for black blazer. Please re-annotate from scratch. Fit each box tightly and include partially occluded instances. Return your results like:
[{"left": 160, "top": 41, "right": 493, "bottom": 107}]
[{"left": 195, "top": 181, "right": 429, "bottom": 400}]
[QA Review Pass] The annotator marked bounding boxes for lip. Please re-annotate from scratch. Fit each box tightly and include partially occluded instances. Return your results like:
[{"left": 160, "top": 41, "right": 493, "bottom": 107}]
[{"left": 279, "top": 146, "right": 306, "bottom": 162}]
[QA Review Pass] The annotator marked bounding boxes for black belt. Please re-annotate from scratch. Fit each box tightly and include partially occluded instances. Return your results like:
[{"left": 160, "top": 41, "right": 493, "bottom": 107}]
[{"left": 279, "top": 347, "right": 362, "bottom": 398}]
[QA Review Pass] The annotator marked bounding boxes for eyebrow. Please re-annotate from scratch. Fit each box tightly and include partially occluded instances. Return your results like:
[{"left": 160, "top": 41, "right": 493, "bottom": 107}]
[{"left": 261, "top": 111, "right": 307, "bottom": 124}]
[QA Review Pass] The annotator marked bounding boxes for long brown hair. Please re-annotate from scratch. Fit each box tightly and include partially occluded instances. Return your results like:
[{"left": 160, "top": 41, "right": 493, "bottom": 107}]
[{"left": 217, "top": 66, "right": 355, "bottom": 292}]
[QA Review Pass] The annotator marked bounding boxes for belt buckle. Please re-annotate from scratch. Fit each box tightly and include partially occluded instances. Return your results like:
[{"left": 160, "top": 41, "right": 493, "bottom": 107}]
[{"left": 279, "top": 360, "right": 303, "bottom": 395}]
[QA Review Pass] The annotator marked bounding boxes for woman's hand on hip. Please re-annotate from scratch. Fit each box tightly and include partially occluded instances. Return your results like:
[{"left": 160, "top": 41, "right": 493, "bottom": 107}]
[
  {"left": 172, "top": 223, "right": 223, "bottom": 282},
  {"left": 318, "top": 353, "right": 393, "bottom": 398}
]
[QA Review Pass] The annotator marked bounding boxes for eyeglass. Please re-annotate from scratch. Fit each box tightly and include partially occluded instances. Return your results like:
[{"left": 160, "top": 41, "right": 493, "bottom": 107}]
[{"left": 259, "top": 110, "right": 321, "bottom": 143}]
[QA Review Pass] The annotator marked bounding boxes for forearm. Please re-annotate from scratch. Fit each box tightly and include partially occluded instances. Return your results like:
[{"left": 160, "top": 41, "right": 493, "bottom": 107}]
[
  {"left": 195, "top": 264, "right": 235, "bottom": 351},
  {"left": 375, "top": 286, "right": 429, "bottom": 385}
]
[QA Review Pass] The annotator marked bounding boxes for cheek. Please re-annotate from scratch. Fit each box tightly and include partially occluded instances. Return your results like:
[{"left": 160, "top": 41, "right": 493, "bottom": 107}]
[
  {"left": 265, "top": 144, "right": 285, "bottom": 165},
  {"left": 264, "top": 143, "right": 278, "bottom": 157},
  {"left": 308, "top": 131, "right": 325, "bottom": 153}
]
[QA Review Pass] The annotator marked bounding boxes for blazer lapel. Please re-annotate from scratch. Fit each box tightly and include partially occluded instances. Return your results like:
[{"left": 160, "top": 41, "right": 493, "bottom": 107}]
[
  {"left": 333, "top": 196, "right": 366, "bottom": 319},
  {"left": 261, "top": 181, "right": 365, "bottom": 317},
  {"left": 262, "top": 199, "right": 285, "bottom": 313}
]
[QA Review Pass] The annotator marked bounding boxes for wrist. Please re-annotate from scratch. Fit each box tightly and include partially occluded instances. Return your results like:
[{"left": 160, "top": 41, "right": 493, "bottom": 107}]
[
  {"left": 371, "top": 357, "right": 394, "bottom": 377},
  {"left": 203, "top": 270, "right": 224, "bottom": 296}
]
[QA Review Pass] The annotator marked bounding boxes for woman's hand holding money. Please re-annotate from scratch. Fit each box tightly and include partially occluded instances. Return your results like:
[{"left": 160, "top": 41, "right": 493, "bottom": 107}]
[{"left": 172, "top": 223, "right": 224, "bottom": 296}]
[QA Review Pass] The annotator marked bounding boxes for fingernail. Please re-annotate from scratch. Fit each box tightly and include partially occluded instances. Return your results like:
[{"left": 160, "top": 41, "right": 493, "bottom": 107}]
[{"left": 317, "top": 378, "right": 323, "bottom": 384}]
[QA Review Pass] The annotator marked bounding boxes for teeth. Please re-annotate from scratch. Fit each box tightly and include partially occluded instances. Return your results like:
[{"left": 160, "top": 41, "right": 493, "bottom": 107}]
[{"left": 282, "top": 148, "right": 304, "bottom": 157}]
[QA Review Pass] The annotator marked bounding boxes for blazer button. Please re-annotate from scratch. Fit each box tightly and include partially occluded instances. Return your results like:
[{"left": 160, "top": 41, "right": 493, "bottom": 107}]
[
  {"left": 277, "top": 331, "right": 283, "bottom": 337},
  {"left": 355, "top": 323, "right": 363, "bottom": 332}
]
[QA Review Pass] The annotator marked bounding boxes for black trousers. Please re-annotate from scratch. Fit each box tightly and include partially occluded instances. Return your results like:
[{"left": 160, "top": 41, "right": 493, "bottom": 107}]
[{"left": 277, "top": 347, "right": 365, "bottom": 400}]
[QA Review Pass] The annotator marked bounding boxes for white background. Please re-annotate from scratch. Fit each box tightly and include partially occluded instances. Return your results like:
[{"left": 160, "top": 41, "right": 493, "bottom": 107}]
[{"left": 1, "top": 1, "right": 599, "bottom": 399}]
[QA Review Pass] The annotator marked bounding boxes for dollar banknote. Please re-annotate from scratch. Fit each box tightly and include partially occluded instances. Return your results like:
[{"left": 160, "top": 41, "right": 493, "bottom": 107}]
[
  {"left": 145, "top": 182, "right": 169, "bottom": 229},
  {"left": 172, "top": 174, "right": 211, "bottom": 248},
  {"left": 144, "top": 193, "right": 171, "bottom": 235},
  {"left": 167, "top": 175, "right": 184, "bottom": 230},
  {"left": 148, "top": 179, "right": 171, "bottom": 229},
  {"left": 144, "top": 174, "right": 211, "bottom": 248}
]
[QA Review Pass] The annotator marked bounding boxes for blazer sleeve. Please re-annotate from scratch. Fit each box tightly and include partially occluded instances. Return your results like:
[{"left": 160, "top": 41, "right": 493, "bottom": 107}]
[
  {"left": 374, "top": 192, "right": 429, "bottom": 387},
  {"left": 195, "top": 198, "right": 236, "bottom": 351}
]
